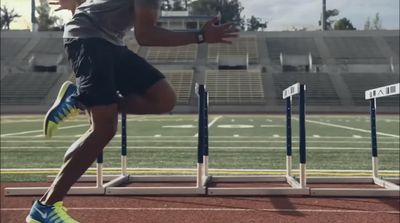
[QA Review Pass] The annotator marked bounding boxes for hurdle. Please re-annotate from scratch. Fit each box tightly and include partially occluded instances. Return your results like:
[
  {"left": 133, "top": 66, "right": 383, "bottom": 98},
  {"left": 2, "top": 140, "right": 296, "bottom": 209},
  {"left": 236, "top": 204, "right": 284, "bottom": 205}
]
[
  {"left": 207, "top": 83, "right": 309, "bottom": 196},
  {"left": 5, "top": 82, "right": 210, "bottom": 196},
  {"left": 309, "top": 83, "right": 400, "bottom": 197},
  {"left": 104, "top": 78, "right": 210, "bottom": 195},
  {"left": 4, "top": 150, "right": 112, "bottom": 196}
]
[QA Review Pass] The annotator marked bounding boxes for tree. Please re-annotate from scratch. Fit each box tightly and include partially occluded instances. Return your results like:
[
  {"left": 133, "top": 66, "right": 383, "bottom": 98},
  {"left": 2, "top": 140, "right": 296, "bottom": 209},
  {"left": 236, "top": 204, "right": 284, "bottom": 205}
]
[
  {"left": 364, "top": 13, "right": 383, "bottom": 30},
  {"left": 334, "top": 17, "right": 356, "bottom": 30},
  {"left": 372, "top": 13, "right": 383, "bottom": 30},
  {"left": 246, "top": 16, "right": 267, "bottom": 31},
  {"left": 36, "top": 1, "right": 62, "bottom": 31},
  {"left": 1, "top": 5, "right": 21, "bottom": 30},
  {"left": 161, "top": 0, "right": 172, "bottom": 11},
  {"left": 190, "top": 0, "right": 244, "bottom": 27},
  {"left": 319, "top": 9, "right": 339, "bottom": 30},
  {"left": 364, "top": 17, "right": 371, "bottom": 30},
  {"left": 172, "top": 0, "right": 185, "bottom": 11}
]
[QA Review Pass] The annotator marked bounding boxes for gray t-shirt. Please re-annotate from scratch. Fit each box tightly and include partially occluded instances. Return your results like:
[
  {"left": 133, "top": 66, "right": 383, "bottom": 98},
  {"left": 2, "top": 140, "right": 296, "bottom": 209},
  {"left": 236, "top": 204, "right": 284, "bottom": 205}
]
[{"left": 64, "top": 0, "right": 160, "bottom": 46}]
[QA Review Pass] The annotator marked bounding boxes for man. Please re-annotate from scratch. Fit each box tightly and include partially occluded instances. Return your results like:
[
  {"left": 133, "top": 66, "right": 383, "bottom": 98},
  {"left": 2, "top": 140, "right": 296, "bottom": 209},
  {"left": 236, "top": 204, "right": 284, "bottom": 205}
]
[{"left": 26, "top": 0, "right": 239, "bottom": 222}]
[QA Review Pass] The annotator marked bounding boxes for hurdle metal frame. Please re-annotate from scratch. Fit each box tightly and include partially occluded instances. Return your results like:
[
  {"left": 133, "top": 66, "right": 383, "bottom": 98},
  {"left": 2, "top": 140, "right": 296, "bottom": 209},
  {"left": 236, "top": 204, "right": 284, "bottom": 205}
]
[
  {"left": 207, "top": 83, "right": 309, "bottom": 195},
  {"left": 5, "top": 78, "right": 210, "bottom": 196},
  {"left": 104, "top": 77, "right": 210, "bottom": 195},
  {"left": 308, "top": 83, "right": 400, "bottom": 197},
  {"left": 5, "top": 151, "right": 112, "bottom": 195}
]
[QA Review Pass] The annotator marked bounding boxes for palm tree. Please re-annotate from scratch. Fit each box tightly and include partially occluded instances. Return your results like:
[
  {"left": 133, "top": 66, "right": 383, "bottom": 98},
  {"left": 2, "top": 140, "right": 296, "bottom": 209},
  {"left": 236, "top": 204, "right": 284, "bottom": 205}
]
[{"left": 1, "top": 5, "right": 21, "bottom": 30}]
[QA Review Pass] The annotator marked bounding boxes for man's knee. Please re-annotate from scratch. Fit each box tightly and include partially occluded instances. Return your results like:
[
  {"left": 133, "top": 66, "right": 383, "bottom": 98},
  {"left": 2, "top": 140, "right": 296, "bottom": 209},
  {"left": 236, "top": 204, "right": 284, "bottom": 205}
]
[
  {"left": 156, "top": 90, "right": 176, "bottom": 113},
  {"left": 148, "top": 80, "right": 177, "bottom": 113},
  {"left": 89, "top": 104, "right": 119, "bottom": 141},
  {"left": 91, "top": 121, "right": 118, "bottom": 141}
]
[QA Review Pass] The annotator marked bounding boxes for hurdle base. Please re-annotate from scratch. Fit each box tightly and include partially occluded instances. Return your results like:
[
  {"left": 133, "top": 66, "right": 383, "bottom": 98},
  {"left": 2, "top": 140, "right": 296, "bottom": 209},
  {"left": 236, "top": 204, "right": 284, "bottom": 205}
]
[
  {"left": 105, "top": 175, "right": 209, "bottom": 195},
  {"left": 308, "top": 176, "right": 400, "bottom": 197},
  {"left": 5, "top": 186, "right": 106, "bottom": 196},
  {"left": 206, "top": 175, "right": 309, "bottom": 196}
]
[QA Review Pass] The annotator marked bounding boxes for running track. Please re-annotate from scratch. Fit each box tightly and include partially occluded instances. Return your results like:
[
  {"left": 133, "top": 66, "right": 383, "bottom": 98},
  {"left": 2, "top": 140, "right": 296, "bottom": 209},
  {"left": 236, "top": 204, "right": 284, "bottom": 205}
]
[{"left": 1, "top": 183, "right": 399, "bottom": 223}]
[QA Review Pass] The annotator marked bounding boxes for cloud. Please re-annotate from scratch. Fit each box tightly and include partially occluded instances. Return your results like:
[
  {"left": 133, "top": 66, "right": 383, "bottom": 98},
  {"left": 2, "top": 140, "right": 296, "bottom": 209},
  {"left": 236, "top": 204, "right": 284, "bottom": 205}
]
[{"left": 241, "top": 0, "right": 399, "bottom": 30}]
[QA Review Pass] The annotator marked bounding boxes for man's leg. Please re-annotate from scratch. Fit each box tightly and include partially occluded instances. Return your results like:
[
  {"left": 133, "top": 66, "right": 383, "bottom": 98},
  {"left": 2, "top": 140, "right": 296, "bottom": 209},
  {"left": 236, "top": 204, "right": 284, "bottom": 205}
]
[
  {"left": 40, "top": 104, "right": 118, "bottom": 205},
  {"left": 118, "top": 78, "right": 177, "bottom": 114}
]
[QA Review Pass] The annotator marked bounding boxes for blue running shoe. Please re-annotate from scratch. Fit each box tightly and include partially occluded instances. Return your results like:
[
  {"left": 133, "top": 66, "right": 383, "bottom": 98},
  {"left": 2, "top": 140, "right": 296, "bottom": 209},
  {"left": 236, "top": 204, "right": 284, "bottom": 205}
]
[
  {"left": 44, "top": 81, "right": 81, "bottom": 138},
  {"left": 26, "top": 200, "right": 79, "bottom": 223}
]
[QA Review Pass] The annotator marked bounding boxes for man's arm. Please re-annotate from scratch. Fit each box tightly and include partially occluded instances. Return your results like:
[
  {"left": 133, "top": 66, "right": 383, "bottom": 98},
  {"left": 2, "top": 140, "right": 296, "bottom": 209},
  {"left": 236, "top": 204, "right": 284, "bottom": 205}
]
[{"left": 134, "top": 1, "right": 239, "bottom": 46}]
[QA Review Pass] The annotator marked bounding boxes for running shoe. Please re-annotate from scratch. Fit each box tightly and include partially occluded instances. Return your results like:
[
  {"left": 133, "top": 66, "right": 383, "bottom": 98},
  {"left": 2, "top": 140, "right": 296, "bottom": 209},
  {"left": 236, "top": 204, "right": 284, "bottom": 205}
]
[
  {"left": 43, "top": 81, "right": 81, "bottom": 138},
  {"left": 26, "top": 200, "right": 79, "bottom": 223}
]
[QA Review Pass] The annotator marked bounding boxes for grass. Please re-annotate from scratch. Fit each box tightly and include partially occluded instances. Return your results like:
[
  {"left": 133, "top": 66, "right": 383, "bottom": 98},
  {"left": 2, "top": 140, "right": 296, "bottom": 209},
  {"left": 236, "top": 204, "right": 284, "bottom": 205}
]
[{"left": 1, "top": 114, "right": 399, "bottom": 182}]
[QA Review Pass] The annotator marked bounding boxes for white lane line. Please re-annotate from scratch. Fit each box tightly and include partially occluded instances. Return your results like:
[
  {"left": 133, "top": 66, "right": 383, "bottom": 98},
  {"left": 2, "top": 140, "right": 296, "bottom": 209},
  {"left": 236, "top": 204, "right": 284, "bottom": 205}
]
[
  {"left": 260, "top": 125, "right": 284, "bottom": 128},
  {"left": 2, "top": 135, "right": 398, "bottom": 139},
  {"left": 352, "top": 135, "right": 363, "bottom": 138},
  {"left": 313, "top": 135, "right": 321, "bottom": 138},
  {"left": 209, "top": 116, "right": 223, "bottom": 128},
  {"left": 273, "top": 134, "right": 280, "bottom": 138},
  {"left": 0, "top": 124, "right": 88, "bottom": 137},
  {"left": 303, "top": 119, "right": 400, "bottom": 138},
  {"left": 1, "top": 140, "right": 399, "bottom": 144},
  {"left": 1, "top": 207, "right": 398, "bottom": 214},
  {"left": 2, "top": 146, "right": 398, "bottom": 151},
  {"left": 193, "top": 115, "right": 222, "bottom": 137}
]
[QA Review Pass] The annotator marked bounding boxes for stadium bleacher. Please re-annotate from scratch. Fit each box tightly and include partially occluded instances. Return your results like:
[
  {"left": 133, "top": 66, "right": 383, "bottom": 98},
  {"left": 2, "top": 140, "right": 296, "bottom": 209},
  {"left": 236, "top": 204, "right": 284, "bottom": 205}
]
[
  {"left": 266, "top": 37, "right": 322, "bottom": 64},
  {"left": 1, "top": 30, "right": 399, "bottom": 113},
  {"left": 272, "top": 72, "right": 341, "bottom": 106},
  {"left": 146, "top": 44, "right": 197, "bottom": 63},
  {"left": 208, "top": 36, "right": 258, "bottom": 64},
  {"left": 1, "top": 72, "right": 62, "bottom": 105},
  {"left": 324, "top": 37, "right": 387, "bottom": 64},
  {"left": 162, "top": 70, "right": 194, "bottom": 104},
  {"left": 384, "top": 36, "right": 400, "bottom": 56},
  {"left": 206, "top": 70, "right": 265, "bottom": 104},
  {"left": 0, "top": 37, "right": 30, "bottom": 64},
  {"left": 341, "top": 72, "right": 400, "bottom": 106}
]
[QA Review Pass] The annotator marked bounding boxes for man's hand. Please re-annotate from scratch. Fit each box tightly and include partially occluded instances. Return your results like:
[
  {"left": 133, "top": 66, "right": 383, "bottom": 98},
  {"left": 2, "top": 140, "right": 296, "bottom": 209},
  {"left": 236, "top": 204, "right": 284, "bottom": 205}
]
[
  {"left": 49, "top": 0, "right": 83, "bottom": 14},
  {"left": 202, "top": 17, "right": 240, "bottom": 44}
]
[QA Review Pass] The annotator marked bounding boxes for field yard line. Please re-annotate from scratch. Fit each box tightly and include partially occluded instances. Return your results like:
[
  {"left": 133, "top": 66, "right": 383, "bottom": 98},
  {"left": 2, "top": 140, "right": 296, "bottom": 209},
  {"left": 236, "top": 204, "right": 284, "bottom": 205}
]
[
  {"left": 208, "top": 115, "right": 223, "bottom": 128},
  {"left": 1, "top": 207, "right": 398, "bottom": 214},
  {"left": 0, "top": 124, "right": 89, "bottom": 137},
  {"left": 2, "top": 140, "right": 399, "bottom": 144},
  {"left": 193, "top": 115, "right": 222, "bottom": 137},
  {"left": 1, "top": 146, "right": 399, "bottom": 150},
  {"left": 302, "top": 119, "right": 400, "bottom": 138},
  {"left": 1, "top": 135, "right": 397, "bottom": 139}
]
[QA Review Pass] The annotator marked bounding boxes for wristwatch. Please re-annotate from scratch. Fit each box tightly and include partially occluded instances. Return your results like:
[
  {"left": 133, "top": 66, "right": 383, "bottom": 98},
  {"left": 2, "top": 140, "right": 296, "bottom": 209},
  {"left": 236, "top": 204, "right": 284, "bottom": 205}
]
[{"left": 195, "top": 31, "right": 205, "bottom": 44}]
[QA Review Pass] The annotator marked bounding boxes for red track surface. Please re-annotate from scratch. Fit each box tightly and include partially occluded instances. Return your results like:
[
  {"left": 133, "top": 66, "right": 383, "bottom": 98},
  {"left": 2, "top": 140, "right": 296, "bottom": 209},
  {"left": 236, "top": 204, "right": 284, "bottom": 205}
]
[{"left": 1, "top": 183, "right": 399, "bottom": 223}]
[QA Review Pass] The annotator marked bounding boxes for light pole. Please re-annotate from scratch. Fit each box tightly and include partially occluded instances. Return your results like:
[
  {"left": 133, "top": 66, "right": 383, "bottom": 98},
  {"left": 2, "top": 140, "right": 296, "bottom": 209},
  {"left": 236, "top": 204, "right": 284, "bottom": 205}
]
[{"left": 322, "top": 0, "right": 327, "bottom": 30}]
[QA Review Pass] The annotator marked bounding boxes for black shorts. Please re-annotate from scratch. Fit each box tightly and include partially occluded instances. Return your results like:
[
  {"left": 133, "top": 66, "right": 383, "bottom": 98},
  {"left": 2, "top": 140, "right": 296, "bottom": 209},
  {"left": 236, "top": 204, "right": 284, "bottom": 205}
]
[{"left": 64, "top": 38, "right": 165, "bottom": 107}]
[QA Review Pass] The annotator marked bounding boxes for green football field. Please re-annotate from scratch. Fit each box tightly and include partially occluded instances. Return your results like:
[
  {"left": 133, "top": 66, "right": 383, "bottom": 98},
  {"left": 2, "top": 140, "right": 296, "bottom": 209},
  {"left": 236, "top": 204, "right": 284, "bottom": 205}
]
[{"left": 1, "top": 114, "right": 399, "bottom": 182}]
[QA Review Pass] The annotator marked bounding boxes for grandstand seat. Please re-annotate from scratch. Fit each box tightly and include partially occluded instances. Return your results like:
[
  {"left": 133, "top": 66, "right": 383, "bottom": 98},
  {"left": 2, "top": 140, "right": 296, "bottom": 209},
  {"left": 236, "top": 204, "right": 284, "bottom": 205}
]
[
  {"left": 1, "top": 72, "right": 62, "bottom": 105},
  {"left": 340, "top": 73, "right": 400, "bottom": 106},
  {"left": 146, "top": 44, "right": 197, "bottom": 63},
  {"left": 162, "top": 70, "right": 194, "bottom": 104},
  {"left": 0, "top": 37, "right": 30, "bottom": 64},
  {"left": 324, "top": 37, "right": 387, "bottom": 64},
  {"left": 208, "top": 36, "right": 259, "bottom": 64},
  {"left": 206, "top": 70, "right": 265, "bottom": 104},
  {"left": 266, "top": 37, "right": 322, "bottom": 65},
  {"left": 272, "top": 72, "right": 341, "bottom": 106}
]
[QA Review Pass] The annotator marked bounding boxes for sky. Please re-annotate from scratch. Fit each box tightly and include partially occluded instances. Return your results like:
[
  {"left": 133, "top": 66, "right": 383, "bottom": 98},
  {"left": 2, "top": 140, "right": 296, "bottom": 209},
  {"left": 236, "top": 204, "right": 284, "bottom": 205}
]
[{"left": 1, "top": 0, "right": 399, "bottom": 31}]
